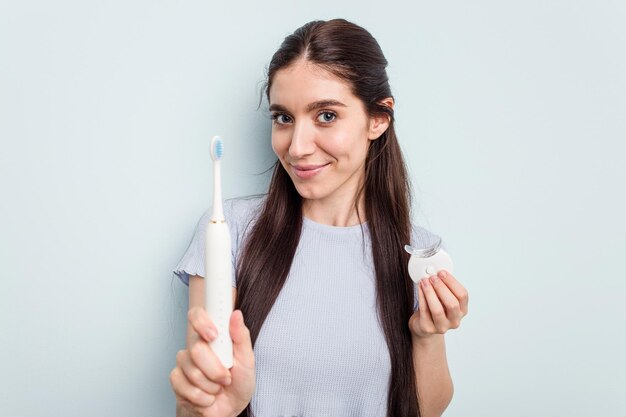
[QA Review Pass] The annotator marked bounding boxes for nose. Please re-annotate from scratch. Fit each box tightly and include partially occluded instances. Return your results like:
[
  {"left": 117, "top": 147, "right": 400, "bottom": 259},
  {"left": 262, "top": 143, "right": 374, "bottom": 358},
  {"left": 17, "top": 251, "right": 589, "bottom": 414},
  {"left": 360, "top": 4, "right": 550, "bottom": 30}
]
[{"left": 288, "top": 121, "right": 316, "bottom": 159}]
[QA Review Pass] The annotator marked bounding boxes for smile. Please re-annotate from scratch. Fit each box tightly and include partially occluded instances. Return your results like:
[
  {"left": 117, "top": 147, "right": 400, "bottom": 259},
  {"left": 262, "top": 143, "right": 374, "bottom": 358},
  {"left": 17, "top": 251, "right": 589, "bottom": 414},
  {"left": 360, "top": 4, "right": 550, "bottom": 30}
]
[{"left": 291, "top": 163, "right": 330, "bottom": 179}]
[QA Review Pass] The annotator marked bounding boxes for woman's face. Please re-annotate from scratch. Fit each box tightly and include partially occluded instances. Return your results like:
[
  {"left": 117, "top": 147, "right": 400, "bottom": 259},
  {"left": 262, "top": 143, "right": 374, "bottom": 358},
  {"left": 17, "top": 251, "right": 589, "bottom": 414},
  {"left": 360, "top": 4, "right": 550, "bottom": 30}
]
[{"left": 269, "top": 59, "right": 386, "bottom": 206}]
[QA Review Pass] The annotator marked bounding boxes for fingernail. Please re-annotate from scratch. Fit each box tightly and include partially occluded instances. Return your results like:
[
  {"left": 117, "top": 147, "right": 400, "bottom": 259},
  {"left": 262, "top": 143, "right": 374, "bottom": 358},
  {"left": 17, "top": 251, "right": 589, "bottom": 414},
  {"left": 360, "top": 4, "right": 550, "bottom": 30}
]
[
  {"left": 421, "top": 278, "right": 429, "bottom": 288},
  {"left": 429, "top": 275, "right": 438, "bottom": 285},
  {"left": 207, "top": 328, "right": 217, "bottom": 340},
  {"left": 438, "top": 270, "right": 447, "bottom": 279}
]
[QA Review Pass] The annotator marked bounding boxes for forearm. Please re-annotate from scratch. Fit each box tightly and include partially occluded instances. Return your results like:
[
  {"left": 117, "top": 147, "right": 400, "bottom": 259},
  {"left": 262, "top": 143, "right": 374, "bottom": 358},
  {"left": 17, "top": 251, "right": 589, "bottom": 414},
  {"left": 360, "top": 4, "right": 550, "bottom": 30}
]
[{"left": 412, "top": 334, "right": 454, "bottom": 417}]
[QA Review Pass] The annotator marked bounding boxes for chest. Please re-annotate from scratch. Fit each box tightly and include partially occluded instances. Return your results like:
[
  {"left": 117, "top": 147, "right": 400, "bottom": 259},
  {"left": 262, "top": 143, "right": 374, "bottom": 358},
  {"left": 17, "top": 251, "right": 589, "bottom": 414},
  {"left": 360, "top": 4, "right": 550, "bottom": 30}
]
[{"left": 252, "top": 235, "right": 391, "bottom": 410}]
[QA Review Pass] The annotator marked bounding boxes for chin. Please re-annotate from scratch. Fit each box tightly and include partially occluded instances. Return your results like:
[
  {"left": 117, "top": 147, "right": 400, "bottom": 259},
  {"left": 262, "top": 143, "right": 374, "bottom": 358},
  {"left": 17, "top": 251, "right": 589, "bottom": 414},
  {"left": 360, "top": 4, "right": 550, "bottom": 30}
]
[{"left": 291, "top": 183, "right": 327, "bottom": 201}]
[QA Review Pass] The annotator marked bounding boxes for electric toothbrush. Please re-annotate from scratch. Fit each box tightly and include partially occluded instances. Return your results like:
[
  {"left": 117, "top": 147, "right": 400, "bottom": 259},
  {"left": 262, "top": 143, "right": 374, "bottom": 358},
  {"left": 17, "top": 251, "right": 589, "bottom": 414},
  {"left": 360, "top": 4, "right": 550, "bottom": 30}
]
[
  {"left": 405, "top": 237, "right": 454, "bottom": 283},
  {"left": 205, "top": 135, "right": 233, "bottom": 369}
]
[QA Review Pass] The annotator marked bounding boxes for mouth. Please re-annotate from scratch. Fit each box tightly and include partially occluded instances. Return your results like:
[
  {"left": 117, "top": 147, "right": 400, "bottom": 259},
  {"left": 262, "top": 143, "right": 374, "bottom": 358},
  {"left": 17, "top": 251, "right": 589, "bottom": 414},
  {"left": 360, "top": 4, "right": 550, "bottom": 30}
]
[{"left": 290, "top": 163, "right": 330, "bottom": 179}]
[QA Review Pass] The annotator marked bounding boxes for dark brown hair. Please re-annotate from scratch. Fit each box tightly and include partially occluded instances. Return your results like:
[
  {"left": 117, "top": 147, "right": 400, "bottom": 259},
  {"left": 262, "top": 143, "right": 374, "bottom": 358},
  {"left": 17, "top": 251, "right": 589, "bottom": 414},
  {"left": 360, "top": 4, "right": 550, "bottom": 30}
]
[{"left": 235, "top": 18, "right": 419, "bottom": 417}]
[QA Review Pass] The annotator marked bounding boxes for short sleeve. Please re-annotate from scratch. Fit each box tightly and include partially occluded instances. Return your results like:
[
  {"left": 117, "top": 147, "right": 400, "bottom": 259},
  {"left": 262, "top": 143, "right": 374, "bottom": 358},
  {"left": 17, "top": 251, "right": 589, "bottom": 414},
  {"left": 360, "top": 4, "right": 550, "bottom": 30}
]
[
  {"left": 172, "top": 200, "right": 238, "bottom": 288},
  {"left": 410, "top": 224, "right": 450, "bottom": 311}
]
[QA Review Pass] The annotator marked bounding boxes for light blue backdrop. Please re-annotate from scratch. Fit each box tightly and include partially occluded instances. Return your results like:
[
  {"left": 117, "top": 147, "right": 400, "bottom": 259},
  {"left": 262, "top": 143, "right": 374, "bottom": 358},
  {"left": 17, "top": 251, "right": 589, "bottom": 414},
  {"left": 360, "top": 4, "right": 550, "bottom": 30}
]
[{"left": 1, "top": 1, "right": 624, "bottom": 416}]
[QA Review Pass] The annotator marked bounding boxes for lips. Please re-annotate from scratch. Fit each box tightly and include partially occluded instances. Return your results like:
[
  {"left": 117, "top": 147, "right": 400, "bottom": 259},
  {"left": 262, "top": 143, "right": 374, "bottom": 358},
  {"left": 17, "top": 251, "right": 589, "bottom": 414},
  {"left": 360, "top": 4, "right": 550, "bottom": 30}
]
[
  {"left": 293, "top": 163, "right": 328, "bottom": 170},
  {"left": 290, "top": 162, "right": 330, "bottom": 179}
]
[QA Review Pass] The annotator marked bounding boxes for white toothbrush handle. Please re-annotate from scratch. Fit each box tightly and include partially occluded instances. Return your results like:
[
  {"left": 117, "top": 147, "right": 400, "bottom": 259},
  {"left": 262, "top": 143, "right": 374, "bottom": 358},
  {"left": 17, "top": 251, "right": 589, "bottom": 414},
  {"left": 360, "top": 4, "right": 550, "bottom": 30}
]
[{"left": 205, "top": 221, "right": 234, "bottom": 369}]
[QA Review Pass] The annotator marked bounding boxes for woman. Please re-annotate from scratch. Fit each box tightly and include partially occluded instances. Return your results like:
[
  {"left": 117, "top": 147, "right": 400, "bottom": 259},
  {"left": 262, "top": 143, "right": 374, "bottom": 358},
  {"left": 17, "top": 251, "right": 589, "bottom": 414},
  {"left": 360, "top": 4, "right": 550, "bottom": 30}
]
[{"left": 170, "top": 18, "right": 468, "bottom": 417}]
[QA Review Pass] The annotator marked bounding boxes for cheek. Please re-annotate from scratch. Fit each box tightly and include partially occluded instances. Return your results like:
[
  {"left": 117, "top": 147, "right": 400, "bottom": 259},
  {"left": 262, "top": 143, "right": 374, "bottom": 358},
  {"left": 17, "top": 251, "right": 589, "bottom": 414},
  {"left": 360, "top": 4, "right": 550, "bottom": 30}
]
[
  {"left": 270, "top": 132, "right": 287, "bottom": 155},
  {"left": 272, "top": 129, "right": 291, "bottom": 157},
  {"left": 324, "top": 130, "right": 367, "bottom": 158}
]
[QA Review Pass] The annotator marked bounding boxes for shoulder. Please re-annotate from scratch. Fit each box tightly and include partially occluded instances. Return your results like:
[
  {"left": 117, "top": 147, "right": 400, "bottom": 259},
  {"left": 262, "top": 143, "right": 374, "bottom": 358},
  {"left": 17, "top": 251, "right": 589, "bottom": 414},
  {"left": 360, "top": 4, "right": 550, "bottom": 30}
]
[
  {"left": 224, "top": 194, "right": 266, "bottom": 225},
  {"left": 410, "top": 223, "right": 448, "bottom": 251},
  {"left": 193, "top": 195, "right": 265, "bottom": 231},
  {"left": 223, "top": 194, "right": 267, "bottom": 245}
]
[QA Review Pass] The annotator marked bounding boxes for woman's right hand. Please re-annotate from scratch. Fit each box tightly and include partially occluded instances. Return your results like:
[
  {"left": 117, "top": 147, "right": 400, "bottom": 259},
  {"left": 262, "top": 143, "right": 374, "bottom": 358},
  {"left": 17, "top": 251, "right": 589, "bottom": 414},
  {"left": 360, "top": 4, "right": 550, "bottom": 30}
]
[{"left": 170, "top": 307, "right": 256, "bottom": 417}]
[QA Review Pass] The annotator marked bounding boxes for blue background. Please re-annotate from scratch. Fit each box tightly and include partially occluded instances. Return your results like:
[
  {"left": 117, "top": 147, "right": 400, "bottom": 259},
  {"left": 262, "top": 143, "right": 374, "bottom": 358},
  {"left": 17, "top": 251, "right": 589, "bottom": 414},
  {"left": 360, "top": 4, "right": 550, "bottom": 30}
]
[{"left": 1, "top": 1, "right": 624, "bottom": 416}]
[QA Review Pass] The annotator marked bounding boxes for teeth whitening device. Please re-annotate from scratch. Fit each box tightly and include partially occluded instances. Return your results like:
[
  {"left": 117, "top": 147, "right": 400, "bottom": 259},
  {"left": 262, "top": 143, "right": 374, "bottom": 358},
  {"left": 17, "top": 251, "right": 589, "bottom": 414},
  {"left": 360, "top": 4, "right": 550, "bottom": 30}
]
[
  {"left": 404, "top": 237, "right": 454, "bottom": 282},
  {"left": 205, "top": 135, "right": 233, "bottom": 369}
]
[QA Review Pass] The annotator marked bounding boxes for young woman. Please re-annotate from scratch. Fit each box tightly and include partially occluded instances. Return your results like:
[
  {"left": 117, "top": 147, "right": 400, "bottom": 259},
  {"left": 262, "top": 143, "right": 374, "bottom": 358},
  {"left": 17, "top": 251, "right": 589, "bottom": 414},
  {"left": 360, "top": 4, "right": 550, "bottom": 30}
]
[{"left": 170, "top": 18, "right": 468, "bottom": 417}]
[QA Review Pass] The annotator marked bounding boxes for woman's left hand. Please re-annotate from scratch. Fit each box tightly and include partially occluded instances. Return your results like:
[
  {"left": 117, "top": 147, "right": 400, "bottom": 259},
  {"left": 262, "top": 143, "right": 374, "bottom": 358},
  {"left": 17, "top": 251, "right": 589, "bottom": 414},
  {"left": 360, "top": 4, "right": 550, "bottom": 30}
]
[{"left": 409, "top": 270, "right": 469, "bottom": 339}]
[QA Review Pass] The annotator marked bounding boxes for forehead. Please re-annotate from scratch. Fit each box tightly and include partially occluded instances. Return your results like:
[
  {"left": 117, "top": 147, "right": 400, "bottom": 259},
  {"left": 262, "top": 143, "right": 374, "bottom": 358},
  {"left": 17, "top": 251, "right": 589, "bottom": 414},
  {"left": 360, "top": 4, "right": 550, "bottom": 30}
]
[{"left": 269, "top": 60, "right": 357, "bottom": 108}]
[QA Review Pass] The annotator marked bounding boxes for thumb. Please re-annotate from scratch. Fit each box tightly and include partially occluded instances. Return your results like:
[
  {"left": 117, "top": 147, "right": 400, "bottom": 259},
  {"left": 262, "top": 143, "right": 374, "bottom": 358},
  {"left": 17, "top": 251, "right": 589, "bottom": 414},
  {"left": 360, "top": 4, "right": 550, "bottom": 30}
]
[{"left": 230, "top": 310, "right": 255, "bottom": 369}]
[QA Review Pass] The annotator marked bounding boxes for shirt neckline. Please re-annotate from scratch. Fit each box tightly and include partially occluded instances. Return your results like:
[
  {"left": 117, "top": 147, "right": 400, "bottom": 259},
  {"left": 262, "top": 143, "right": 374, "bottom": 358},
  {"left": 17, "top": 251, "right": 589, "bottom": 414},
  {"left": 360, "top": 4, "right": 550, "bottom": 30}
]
[{"left": 302, "top": 216, "right": 369, "bottom": 234}]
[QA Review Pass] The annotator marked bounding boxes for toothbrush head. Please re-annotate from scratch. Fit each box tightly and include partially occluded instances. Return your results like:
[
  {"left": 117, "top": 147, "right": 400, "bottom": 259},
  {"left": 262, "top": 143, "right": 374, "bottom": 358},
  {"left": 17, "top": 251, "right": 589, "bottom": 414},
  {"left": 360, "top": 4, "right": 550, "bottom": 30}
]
[{"left": 210, "top": 136, "right": 223, "bottom": 161}]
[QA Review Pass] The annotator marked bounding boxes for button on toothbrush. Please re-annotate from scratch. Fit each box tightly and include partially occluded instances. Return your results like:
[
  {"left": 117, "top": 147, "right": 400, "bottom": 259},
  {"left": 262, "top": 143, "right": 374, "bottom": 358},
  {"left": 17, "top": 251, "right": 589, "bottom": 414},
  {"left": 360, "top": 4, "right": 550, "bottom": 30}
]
[
  {"left": 404, "top": 237, "right": 454, "bottom": 282},
  {"left": 205, "top": 135, "right": 233, "bottom": 369}
]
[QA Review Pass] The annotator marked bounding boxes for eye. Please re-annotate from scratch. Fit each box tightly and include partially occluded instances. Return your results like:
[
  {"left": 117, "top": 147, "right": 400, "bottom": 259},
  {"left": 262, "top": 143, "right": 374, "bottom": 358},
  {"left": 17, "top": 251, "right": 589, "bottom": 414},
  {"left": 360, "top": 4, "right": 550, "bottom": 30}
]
[
  {"left": 271, "top": 113, "right": 292, "bottom": 125},
  {"left": 317, "top": 111, "right": 336, "bottom": 123}
]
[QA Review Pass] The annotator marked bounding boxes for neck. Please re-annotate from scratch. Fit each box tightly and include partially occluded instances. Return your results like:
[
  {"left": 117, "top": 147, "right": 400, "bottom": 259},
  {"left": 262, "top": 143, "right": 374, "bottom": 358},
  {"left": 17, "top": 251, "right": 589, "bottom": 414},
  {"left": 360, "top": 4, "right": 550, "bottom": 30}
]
[{"left": 302, "top": 190, "right": 366, "bottom": 227}]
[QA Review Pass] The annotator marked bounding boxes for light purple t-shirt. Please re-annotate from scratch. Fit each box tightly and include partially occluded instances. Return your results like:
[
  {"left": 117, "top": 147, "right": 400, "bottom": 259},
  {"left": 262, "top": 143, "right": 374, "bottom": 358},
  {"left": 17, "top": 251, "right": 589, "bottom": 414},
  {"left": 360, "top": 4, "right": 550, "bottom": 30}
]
[{"left": 173, "top": 195, "right": 447, "bottom": 417}]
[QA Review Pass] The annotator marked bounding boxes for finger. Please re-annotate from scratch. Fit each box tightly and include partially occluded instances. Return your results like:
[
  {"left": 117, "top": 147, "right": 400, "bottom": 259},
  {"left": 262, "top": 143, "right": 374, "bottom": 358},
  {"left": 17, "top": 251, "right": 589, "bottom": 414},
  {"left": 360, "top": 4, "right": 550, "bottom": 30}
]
[
  {"left": 417, "top": 279, "right": 436, "bottom": 333},
  {"left": 188, "top": 306, "right": 219, "bottom": 343},
  {"left": 429, "top": 275, "right": 462, "bottom": 326},
  {"left": 188, "top": 339, "right": 232, "bottom": 386},
  {"left": 177, "top": 347, "right": 225, "bottom": 394},
  {"left": 230, "top": 310, "right": 255, "bottom": 370},
  {"left": 169, "top": 366, "right": 217, "bottom": 408},
  {"left": 421, "top": 276, "right": 450, "bottom": 333},
  {"left": 416, "top": 278, "right": 427, "bottom": 314},
  {"left": 438, "top": 270, "right": 469, "bottom": 316}
]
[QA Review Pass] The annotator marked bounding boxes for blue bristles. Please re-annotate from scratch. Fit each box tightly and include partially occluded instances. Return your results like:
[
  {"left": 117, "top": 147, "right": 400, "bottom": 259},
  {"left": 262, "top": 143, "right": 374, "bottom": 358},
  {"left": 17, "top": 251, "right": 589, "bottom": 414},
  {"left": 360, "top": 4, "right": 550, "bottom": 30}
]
[{"left": 211, "top": 136, "right": 223, "bottom": 161}]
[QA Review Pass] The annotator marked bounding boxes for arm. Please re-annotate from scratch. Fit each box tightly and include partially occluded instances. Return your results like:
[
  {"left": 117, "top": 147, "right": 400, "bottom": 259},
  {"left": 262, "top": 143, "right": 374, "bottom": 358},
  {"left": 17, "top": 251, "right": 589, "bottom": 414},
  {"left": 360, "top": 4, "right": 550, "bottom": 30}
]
[{"left": 412, "top": 334, "right": 454, "bottom": 417}]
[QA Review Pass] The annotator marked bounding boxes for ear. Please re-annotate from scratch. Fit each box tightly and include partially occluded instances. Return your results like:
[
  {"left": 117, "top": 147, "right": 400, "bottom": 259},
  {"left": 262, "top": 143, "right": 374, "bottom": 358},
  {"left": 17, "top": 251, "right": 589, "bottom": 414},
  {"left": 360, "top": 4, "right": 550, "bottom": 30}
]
[{"left": 367, "top": 97, "right": 394, "bottom": 140}]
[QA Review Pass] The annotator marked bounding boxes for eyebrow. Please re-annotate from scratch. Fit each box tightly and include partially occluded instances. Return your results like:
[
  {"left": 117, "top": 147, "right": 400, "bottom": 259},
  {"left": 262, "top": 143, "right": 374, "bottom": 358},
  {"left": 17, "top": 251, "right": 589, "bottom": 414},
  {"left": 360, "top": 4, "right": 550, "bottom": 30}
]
[{"left": 269, "top": 99, "right": 347, "bottom": 113}]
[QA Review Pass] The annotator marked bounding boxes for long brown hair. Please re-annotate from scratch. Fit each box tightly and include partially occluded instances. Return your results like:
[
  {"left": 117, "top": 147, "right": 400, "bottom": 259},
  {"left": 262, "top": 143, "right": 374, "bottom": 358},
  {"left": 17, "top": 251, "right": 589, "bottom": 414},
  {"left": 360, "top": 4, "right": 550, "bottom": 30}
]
[{"left": 235, "top": 18, "right": 419, "bottom": 417}]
